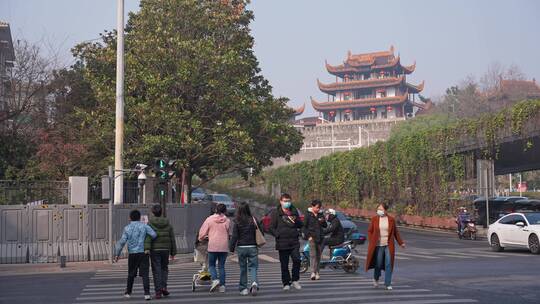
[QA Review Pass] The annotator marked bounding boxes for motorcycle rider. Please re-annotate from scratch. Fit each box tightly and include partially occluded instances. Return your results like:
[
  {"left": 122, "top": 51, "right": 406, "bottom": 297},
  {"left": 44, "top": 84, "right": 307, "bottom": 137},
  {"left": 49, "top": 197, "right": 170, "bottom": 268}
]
[
  {"left": 321, "top": 209, "right": 344, "bottom": 255},
  {"left": 456, "top": 207, "right": 471, "bottom": 237}
]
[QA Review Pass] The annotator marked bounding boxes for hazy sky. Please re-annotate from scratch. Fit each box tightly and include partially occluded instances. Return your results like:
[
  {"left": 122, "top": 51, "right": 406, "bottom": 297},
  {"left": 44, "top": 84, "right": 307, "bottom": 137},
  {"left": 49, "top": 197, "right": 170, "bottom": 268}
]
[{"left": 2, "top": 0, "right": 539, "bottom": 117}]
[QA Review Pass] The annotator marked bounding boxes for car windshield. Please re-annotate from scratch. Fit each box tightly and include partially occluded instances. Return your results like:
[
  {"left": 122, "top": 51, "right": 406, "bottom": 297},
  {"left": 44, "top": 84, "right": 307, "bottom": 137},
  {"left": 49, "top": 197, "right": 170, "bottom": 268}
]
[
  {"left": 524, "top": 213, "right": 540, "bottom": 225},
  {"left": 336, "top": 212, "right": 348, "bottom": 221},
  {"left": 213, "top": 195, "right": 231, "bottom": 202},
  {"left": 192, "top": 188, "right": 204, "bottom": 194}
]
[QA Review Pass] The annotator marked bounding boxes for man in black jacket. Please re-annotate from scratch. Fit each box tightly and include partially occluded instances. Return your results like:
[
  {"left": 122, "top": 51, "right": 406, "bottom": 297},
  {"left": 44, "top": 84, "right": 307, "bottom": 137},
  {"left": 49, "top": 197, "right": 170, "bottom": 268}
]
[
  {"left": 304, "top": 200, "right": 327, "bottom": 280},
  {"left": 269, "top": 193, "right": 303, "bottom": 291}
]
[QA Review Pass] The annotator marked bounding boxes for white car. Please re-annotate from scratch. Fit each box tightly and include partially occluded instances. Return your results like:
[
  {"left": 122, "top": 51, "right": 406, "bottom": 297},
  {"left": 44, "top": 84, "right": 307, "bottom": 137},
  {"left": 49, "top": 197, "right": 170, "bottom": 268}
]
[{"left": 488, "top": 212, "right": 540, "bottom": 254}]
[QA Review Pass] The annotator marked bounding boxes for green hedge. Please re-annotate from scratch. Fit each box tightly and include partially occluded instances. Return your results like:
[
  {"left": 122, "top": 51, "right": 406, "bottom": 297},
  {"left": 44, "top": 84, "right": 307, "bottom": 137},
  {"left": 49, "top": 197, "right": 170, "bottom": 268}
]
[{"left": 264, "top": 99, "right": 540, "bottom": 217}]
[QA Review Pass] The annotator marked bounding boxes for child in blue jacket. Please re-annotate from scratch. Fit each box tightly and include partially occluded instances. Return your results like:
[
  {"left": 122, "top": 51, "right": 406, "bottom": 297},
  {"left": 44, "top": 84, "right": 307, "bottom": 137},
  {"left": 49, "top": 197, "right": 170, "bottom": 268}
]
[{"left": 115, "top": 209, "right": 157, "bottom": 300}]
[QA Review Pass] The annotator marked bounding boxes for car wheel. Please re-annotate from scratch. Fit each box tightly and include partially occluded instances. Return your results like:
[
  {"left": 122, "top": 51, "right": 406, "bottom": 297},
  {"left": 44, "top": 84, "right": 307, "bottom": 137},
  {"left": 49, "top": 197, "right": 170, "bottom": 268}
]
[
  {"left": 490, "top": 234, "right": 504, "bottom": 252},
  {"left": 529, "top": 234, "right": 540, "bottom": 254}
]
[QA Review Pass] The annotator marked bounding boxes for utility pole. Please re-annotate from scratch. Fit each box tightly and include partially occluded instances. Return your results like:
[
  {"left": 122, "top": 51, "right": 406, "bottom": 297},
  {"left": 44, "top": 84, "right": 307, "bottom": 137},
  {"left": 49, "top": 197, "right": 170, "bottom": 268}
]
[
  {"left": 114, "top": 0, "right": 125, "bottom": 205},
  {"left": 108, "top": 166, "right": 114, "bottom": 263},
  {"left": 509, "top": 173, "right": 512, "bottom": 194},
  {"left": 519, "top": 173, "right": 523, "bottom": 197}
]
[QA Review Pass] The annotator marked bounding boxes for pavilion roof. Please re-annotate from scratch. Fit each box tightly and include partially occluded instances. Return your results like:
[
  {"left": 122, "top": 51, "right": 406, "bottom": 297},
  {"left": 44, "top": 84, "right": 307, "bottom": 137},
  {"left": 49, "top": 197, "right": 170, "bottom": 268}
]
[
  {"left": 317, "top": 76, "right": 407, "bottom": 94},
  {"left": 325, "top": 46, "right": 416, "bottom": 76},
  {"left": 310, "top": 94, "right": 408, "bottom": 111}
]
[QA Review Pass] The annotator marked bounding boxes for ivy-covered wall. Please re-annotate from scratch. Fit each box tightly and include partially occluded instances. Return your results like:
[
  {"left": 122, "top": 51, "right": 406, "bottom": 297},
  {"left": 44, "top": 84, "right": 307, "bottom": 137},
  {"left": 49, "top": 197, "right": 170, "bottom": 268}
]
[{"left": 264, "top": 99, "right": 540, "bottom": 216}]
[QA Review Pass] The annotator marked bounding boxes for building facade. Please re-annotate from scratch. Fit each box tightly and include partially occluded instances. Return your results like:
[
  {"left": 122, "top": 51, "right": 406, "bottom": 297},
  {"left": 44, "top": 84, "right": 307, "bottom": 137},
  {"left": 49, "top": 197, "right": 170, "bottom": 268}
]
[
  {"left": 311, "top": 46, "right": 426, "bottom": 123},
  {"left": 0, "top": 21, "right": 15, "bottom": 128}
]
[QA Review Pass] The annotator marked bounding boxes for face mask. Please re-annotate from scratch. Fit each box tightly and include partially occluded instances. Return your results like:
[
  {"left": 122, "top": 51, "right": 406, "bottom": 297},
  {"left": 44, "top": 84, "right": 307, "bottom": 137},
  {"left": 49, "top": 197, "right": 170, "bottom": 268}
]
[
  {"left": 376, "top": 210, "right": 385, "bottom": 217},
  {"left": 282, "top": 202, "right": 292, "bottom": 209}
]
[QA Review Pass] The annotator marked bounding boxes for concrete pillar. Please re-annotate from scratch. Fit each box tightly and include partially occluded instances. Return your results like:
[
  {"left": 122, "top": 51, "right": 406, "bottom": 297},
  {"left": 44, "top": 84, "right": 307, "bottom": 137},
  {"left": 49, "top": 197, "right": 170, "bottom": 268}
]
[{"left": 69, "top": 176, "right": 88, "bottom": 205}]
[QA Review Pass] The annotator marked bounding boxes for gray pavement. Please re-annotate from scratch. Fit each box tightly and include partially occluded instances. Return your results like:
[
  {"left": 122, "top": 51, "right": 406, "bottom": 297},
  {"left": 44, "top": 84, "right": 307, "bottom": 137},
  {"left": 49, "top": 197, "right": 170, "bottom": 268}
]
[{"left": 0, "top": 221, "right": 539, "bottom": 304}]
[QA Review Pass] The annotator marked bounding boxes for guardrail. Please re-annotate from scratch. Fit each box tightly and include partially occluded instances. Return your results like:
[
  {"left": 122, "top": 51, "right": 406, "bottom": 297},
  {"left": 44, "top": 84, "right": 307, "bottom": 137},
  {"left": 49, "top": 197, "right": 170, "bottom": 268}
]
[{"left": 0, "top": 203, "right": 211, "bottom": 264}]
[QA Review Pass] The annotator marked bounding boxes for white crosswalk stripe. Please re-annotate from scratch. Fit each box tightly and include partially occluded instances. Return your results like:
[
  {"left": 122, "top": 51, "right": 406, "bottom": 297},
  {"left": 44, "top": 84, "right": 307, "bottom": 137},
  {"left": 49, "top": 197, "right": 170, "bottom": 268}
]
[{"left": 75, "top": 261, "right": 478, "bottom": 304}]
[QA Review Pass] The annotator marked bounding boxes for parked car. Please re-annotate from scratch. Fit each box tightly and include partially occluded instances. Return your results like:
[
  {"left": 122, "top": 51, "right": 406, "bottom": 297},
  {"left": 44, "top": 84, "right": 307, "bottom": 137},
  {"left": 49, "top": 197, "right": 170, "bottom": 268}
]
[
  {"left": 203, "top": 194, "right": 236, "bottom": 216},
  {"left": 335, "top": 211, "right": 357, "bottom": 235},
  {"left": 191, "top": 187, "right": 206, "bottom": 202},
  {"left": 488, "top": 212, "right": 540, "bottom": 254},
  {"left": 474, "top": 196, "right": 527, "bottom": 226},
  {"left": 261, "top": 207, "right": 305, "bottom": 233},
  {"left": 513, "top": 199, "right": 540, "bottom": 212},
  {"left": 334, "top": 211, "right": 366, "bottom": 245}
]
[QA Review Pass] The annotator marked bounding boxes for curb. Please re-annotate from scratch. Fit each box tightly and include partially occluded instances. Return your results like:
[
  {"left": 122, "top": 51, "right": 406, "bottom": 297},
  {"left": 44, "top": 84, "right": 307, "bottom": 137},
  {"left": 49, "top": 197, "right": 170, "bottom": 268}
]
[{"left": 0, "top": 254, "right": 195, "bottom": 277}]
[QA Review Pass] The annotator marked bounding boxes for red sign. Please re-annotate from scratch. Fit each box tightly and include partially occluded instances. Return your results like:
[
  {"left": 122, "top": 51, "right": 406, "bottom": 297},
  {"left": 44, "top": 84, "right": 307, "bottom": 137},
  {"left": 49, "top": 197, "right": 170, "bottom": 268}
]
[{"left": 517, "top": 182, "right": 527, "bottom": 192}]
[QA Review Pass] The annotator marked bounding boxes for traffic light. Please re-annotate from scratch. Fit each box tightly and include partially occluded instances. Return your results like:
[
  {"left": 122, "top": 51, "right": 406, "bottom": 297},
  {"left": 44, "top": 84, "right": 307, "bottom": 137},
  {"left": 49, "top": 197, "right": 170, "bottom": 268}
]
[
  {"left": 154, "top": 158, "right": 178, "bottom": 181},
  {"left": 155, "top": 158, "right": 169, "bottom": 181}
]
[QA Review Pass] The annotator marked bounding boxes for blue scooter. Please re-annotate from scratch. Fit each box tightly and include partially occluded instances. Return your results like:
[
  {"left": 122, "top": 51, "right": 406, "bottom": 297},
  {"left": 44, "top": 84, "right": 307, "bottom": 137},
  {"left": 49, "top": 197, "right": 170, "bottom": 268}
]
[{"left": 300, "top": 240, "right": 360, "bottom": 274}]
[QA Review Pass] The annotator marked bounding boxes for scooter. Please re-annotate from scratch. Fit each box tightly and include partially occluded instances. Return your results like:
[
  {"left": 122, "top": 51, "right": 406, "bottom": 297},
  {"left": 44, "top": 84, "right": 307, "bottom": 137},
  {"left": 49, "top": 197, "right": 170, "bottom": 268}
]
[
  {"left": 458, "top": 219, "right": 477, "bottom": 240},
  {"left": 300, "top": 240, "right": 359, "bottom": 274},
  {"left": 346, "top": 229, "right": 366, "bottom": 248}
]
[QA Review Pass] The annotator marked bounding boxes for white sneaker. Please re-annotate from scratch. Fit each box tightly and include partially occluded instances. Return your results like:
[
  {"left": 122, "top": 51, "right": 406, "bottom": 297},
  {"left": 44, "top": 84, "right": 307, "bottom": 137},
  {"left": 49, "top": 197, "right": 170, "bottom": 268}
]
[
  {"left": 123, "top": 293, "right": 131, "bottom": 299},
  {"left": 292, "top": 281, "right": 302, "bottom": 290},
  {"left": 219, "top": 285, "right": 226, "bottom": 293},
  {"left": 315, "top": 273, "right": 320, "bottom": 280},
  {"left": 144, "top": 294, "right": 151, "bottom": 301},
  {"left": 210, "top": 280, "right": 220, "bottom": 292},
  {"left": 386, "top": 286, "right": 393, "bottom": 290},
  {"left": 310, "top": 273, "right": 316, "bottom": 280},
  {"left": 250, "top": 282, "right": 258, "bottom": 296},
  {"left": 373, "top": 279, "right": 379, "bottom": 288},
  {"left": 283, "top": 285, "right": 291, "bottom": 291},
  {"left": 240, "top": 289, "right": 249, "bottom": 296}
]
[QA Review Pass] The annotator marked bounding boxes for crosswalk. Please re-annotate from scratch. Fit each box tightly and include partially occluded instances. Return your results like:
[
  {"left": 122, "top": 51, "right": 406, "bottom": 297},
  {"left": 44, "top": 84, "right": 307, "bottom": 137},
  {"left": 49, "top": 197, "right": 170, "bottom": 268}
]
[{"left": 75, "top": 259, "right": 478, "bottom": 304}]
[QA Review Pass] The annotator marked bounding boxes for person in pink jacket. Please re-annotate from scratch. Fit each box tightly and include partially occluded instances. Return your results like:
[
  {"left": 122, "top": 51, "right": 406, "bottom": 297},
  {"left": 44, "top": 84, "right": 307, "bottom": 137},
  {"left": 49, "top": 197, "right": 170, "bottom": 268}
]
[{"left": 198, "top": 203, "right": 231, "bottom": 293}]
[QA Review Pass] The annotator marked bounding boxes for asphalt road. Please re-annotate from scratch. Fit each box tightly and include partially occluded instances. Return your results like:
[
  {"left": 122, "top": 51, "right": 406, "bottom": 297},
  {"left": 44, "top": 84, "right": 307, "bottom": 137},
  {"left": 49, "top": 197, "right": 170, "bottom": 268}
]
[{"left": 0, "top": 221, "right": 538, "bottom": 304}]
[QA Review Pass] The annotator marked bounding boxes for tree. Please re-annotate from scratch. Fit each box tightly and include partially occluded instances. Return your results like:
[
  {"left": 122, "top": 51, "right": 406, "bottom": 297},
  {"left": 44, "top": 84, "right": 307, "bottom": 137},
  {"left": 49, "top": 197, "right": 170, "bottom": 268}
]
[
  {"left": 74, "top": 0, "right": 303, "bottom": 200},
  {"left": 0, "top": 39, "right": 59, "bottom": 179}
]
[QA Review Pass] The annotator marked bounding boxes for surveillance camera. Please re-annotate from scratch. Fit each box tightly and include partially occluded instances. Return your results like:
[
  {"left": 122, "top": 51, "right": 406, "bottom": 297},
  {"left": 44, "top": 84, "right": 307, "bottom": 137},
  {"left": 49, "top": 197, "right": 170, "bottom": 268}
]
[{"left": 135, "top": 164, "right": 148, "bottom": 170}]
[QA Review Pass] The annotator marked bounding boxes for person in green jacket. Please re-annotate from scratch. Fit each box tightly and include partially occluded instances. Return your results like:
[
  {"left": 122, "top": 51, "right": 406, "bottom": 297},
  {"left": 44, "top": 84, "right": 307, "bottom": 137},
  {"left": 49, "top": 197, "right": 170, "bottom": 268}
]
[{"left": 144, "top": 204, "right": 177, "bottom": 299}]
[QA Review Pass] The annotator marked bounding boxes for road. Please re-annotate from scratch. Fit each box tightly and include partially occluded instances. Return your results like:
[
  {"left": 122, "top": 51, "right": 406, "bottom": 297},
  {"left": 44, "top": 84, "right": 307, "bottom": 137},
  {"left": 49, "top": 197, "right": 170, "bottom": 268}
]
[{"left": 0, "top": 221, "right": 539, "bottom": 304}]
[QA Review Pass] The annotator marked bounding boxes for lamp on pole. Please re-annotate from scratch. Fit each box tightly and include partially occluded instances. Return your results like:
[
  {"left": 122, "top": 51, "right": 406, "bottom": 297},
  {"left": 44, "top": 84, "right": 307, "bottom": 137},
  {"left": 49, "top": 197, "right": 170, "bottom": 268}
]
[{"left": 114, "top": 0, "right": 125, "bottom": 205}]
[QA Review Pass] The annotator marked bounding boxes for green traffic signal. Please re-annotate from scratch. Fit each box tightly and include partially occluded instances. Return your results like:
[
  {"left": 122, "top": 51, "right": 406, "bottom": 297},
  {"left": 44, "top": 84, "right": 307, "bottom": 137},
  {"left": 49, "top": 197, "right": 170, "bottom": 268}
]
[{"left": 158, "top": 159, "right": 166, "bottom": 169}]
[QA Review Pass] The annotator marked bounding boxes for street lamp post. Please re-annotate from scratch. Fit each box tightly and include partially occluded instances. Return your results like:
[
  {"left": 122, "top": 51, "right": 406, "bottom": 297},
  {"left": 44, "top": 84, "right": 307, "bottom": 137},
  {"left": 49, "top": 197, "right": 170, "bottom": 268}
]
[{"left": 114, "top": 0, "right": 125, "bottom": 205}]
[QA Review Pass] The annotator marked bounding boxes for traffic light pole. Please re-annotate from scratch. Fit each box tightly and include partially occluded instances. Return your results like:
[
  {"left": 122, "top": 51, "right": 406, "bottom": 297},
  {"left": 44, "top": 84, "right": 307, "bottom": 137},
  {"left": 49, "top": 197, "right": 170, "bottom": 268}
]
[{"left": 159, "top": 181, "right": 167, "bottom": 217}]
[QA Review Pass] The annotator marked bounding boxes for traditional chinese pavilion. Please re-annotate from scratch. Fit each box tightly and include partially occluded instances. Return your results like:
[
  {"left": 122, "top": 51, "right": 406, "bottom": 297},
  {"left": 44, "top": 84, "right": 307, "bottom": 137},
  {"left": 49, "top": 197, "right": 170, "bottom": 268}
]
[{"left": 311, "top": 46, "right": 426, "bottom": 122}]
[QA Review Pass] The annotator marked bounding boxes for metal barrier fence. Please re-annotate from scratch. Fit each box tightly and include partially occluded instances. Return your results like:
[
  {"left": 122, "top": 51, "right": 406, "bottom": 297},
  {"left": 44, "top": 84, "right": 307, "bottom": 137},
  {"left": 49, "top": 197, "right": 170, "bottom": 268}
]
[
  {"left": 0, "top": 180, "right": 141, "bottom": 205},
  {"left": 0, "top": 203, "right": 212, "bottom": 264},
  {"left": 0, "top": 180, "right": 69, "bottom": 205}
]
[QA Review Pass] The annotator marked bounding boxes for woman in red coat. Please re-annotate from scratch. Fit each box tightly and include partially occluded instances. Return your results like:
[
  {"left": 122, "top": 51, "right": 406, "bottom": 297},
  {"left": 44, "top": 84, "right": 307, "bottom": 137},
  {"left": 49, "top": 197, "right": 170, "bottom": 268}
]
[{"left": 365, "top": 203, "right": 405, "bottom": 290}]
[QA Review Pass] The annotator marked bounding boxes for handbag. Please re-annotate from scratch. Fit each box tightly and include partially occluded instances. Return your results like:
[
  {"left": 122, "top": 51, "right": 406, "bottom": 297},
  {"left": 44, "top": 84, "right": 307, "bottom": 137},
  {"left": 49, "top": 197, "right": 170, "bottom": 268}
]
[{"left": 253, "top": 217, "right": 266, "bottom": 247}]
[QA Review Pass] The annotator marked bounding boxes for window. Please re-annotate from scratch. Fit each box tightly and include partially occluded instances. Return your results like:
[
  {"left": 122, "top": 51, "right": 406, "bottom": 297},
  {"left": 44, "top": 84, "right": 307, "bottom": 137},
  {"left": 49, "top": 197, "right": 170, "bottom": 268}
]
[
  {"left": 515, "top": 215, "right": 527, "bottom": 225},
  {"left": 498, "top": 215, "right": 517, "bottom": 225},
  {"left": 524, "top": 213, "right": 540, "bottom": 225},
  {"left": 214, "top": 195, "right": 232, "bottom": 202}
]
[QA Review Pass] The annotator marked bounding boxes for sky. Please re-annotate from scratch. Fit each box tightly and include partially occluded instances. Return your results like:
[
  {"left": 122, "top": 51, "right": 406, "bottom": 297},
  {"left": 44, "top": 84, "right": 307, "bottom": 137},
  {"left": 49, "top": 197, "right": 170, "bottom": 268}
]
[{"left": 1, "top": 0, "right": 539, "bottom": 117}]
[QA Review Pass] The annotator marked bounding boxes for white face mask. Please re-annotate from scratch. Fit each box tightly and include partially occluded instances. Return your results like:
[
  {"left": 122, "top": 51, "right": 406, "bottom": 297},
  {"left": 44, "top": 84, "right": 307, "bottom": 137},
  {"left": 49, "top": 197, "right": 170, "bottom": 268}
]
[{"left": 376, "top": 210, "right": 385, "bottom": 217}]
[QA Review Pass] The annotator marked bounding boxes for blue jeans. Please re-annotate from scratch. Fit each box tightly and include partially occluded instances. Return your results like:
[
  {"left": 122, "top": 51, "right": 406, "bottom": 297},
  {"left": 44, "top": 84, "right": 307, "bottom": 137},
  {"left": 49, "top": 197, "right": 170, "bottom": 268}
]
[
  {"left": 374, "top": 246, "right": 393, "bottom": 287},
  {"left": 208, "top": 252, "right": 228, "bottom": 286},
  {"left": 237, "top": 246, "right": 259, "bottom": 291}
]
